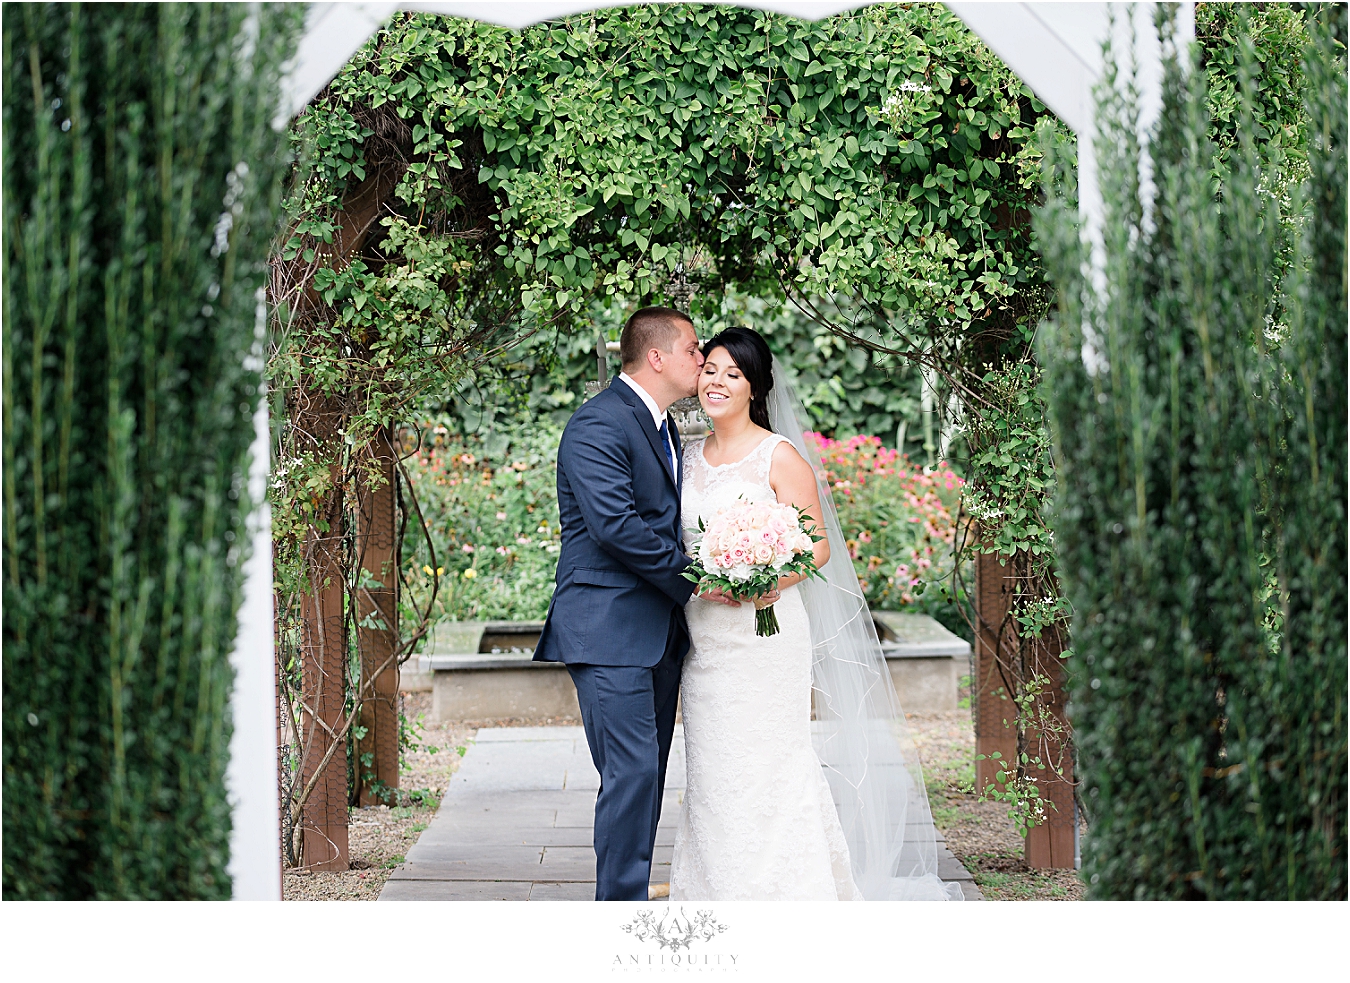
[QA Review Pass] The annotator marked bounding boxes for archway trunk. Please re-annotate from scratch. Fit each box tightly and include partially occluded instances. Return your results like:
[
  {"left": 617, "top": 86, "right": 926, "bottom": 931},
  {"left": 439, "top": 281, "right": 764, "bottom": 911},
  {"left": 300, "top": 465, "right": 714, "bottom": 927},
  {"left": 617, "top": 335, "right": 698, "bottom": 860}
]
[
  {"left": 973, "top": 548, "right": 1075, "bottom": 869},
  {"left": 356, "top": 425, "right": 401, "bottom": 805},
  {"left": 297, "top": 392, "right": 350, "bottom": 871},
  {"left": 973, "top": 550, "right": 1017, "bottom": 792}
]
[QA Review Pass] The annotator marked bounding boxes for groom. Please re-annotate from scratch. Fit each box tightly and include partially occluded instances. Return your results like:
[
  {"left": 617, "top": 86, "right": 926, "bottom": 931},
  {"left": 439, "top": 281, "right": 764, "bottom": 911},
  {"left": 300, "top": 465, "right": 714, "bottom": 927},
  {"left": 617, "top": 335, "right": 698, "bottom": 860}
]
[{"left": 534, "top": 306, "right": 734, "bottom": 901}]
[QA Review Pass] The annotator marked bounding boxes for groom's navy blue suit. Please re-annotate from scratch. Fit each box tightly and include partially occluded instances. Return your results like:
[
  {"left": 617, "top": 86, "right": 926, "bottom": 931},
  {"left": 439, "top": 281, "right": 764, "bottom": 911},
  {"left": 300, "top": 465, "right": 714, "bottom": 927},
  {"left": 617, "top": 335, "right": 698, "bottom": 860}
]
[{"left": 534, "top": 376, "right": 695, "bottom": 901}]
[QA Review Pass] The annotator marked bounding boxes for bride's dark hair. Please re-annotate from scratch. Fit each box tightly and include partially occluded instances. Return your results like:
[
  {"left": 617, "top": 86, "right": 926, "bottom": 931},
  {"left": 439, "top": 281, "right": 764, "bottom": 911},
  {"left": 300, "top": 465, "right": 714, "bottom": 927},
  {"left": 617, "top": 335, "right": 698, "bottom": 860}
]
[{"left": 701, "top": 327, "right": 774, "bottom": 431}]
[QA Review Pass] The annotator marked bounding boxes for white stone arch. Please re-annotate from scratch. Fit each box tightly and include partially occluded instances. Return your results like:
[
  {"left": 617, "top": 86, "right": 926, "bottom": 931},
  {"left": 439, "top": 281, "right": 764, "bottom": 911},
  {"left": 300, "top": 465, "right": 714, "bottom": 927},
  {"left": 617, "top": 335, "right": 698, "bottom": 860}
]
[{"left": 227, "top": 0, "right": 1193, "bottom": 898}]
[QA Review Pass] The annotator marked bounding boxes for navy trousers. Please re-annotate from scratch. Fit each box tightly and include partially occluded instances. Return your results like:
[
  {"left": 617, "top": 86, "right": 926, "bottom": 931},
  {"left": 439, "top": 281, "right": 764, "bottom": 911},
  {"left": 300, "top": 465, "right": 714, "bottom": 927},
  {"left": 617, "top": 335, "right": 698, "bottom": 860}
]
[{"left": 567, "top": 624, "right": 683, "bottom": 902}]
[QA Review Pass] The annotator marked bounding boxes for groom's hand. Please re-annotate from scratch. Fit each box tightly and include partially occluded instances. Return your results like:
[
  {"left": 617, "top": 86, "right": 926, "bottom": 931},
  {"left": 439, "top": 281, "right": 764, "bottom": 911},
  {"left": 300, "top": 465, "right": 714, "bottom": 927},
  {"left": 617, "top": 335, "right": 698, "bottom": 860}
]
[{"left": 698, "top": 587, "right": 742, "bottom": 607}]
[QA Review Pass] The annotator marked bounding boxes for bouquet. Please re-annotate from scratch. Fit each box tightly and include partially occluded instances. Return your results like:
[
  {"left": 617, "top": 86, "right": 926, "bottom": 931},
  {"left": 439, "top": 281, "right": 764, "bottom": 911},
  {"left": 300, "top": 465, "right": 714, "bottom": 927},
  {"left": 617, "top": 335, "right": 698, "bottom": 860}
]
[{"left": 682, "top": 498, "right": 825, "bottom": 636}]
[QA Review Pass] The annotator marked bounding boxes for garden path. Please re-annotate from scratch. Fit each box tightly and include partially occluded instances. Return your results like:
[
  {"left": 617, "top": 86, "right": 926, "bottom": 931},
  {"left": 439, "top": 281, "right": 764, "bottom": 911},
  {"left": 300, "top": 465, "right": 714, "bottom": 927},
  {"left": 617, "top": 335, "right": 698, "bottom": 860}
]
[{"left": 378, "top": 725, "right": 978, "bottom": 900}]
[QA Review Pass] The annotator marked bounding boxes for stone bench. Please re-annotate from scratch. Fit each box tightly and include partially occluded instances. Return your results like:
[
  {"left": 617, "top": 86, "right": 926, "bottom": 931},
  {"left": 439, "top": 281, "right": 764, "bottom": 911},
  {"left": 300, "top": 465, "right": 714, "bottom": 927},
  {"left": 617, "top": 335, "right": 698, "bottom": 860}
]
[{"left": 417, "top": 612, "right": 969, "bottom": 721}]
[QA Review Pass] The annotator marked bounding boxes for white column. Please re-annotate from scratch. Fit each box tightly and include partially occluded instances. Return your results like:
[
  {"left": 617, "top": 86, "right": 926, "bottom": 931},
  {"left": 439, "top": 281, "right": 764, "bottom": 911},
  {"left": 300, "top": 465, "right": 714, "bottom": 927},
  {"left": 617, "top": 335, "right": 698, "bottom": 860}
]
[
  {"left": 227, "top": 309, "right": 282, "bottom": 900},
  {"left": 946, "top": 1, "right": 1193, "bottom": 374}
]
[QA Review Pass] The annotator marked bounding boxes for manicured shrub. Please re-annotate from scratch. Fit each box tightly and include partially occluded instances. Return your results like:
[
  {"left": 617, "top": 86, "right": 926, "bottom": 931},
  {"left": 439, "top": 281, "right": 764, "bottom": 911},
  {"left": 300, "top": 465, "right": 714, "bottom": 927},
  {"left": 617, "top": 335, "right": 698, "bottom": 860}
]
[
  {"left": 1036, "top": 9, "right": 1345, "bottom": 899},
  {"left": 2, "top": 3, "right": 297, "bottom": 898}
]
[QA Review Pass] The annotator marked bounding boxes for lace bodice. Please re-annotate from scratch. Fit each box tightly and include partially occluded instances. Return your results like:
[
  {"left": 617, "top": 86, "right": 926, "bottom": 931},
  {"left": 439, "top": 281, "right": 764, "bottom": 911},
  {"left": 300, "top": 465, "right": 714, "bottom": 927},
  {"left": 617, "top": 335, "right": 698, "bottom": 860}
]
[{"left": 681, "top": 433, "right": 790, "bottom": 550}]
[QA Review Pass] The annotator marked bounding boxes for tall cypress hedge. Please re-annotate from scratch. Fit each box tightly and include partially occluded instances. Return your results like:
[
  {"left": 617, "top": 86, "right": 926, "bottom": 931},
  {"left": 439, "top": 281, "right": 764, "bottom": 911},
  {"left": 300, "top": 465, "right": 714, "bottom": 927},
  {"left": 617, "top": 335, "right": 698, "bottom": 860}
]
[
  {"left": 1037, "top": 9, "right": 1346, "bottom": 899},
  {"left": 3, "top": 3, "right": 298, "bottom": 899}
]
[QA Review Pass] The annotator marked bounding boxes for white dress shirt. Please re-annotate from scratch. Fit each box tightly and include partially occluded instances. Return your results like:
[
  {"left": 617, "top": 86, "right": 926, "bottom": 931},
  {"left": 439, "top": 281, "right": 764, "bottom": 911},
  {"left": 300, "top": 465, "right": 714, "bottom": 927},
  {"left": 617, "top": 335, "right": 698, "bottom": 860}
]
[{"left": 619, "top": 371, "right": 677, "bottom": 474}]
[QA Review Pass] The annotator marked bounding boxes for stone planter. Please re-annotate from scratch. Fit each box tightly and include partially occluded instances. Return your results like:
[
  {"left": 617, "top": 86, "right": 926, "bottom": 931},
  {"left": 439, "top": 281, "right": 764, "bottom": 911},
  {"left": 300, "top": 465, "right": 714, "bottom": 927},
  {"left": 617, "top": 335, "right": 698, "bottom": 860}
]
[
  {"left": 417, "top": 611, "right": 970, "bottom": 721},
  {"left": 872, "top": 610, "right": 971, "bottom": 713},
  {"left": 417, "top": 621, "right": 576, "bottom": 720}
]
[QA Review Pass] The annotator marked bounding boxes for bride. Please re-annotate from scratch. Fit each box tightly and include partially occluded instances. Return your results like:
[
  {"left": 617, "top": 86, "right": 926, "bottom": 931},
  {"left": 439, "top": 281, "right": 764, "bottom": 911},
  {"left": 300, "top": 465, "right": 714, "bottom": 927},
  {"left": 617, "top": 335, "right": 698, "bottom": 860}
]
[{"left": 668, "top": 326, "right": 960, "bottom": 902}]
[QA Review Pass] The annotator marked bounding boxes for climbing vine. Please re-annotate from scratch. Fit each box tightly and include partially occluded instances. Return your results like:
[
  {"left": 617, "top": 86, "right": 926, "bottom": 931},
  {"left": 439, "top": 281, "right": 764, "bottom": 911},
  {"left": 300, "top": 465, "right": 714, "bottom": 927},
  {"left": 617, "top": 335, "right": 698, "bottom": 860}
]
[{"left": 272, "top": 0, "right": 1064, "bottom": 621}]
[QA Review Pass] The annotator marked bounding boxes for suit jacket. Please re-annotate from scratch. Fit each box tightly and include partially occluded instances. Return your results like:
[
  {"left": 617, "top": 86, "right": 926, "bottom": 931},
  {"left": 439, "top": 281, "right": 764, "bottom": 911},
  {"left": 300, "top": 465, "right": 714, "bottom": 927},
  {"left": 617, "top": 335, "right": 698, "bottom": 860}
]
[{"left": 533, "top": 376, "right": 695, "bottom": 667}]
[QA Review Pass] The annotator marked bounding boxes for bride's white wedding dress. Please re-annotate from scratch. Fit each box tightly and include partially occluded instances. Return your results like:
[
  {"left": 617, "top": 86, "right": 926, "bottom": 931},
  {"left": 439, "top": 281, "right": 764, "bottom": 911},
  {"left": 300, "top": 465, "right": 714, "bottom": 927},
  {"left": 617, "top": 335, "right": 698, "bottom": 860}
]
[{"left": 668, "top": 433, "right": 863, "bottom": 901}]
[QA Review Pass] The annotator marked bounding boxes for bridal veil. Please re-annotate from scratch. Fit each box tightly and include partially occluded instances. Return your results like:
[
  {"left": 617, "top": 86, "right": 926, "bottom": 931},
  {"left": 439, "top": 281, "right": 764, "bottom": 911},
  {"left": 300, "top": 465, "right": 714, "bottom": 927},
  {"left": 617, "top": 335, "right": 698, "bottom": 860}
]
[{"left": 768, "top": 360, "right": 963, "bottom": 901}]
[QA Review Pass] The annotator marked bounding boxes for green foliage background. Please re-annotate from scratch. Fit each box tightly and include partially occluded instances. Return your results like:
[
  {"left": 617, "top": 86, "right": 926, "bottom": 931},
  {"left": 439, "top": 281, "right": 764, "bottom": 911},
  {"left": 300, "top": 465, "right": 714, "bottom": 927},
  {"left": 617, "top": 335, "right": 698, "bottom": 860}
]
[
  {"left": 273, "top": 0, "right": 1058, "bottom": 508},
  {"left": 436, "top": 293, "right": 939, "bottom": 460},
  {"left": 2, "top": 3, "right": 298, "bottom": 898},
  {"left": 399, "top": 420, "right": 967, "bottom": 643},
  {"left": 401, "top": 423, "right": 566, "bottom": 623},
  {"left": 1037, "top": 7, "right": 1346, "bottom": 899},
  {"left": 1199, "top": 1, "right": 1310, "bottom": 182}
]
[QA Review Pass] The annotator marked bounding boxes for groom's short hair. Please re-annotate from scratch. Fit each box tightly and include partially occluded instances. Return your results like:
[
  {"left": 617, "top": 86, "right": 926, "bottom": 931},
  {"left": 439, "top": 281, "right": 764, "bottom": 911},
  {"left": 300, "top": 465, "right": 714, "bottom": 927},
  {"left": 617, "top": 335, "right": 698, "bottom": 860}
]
[{"left": 620, "top": 306, "right": 693, "bottom": 370}]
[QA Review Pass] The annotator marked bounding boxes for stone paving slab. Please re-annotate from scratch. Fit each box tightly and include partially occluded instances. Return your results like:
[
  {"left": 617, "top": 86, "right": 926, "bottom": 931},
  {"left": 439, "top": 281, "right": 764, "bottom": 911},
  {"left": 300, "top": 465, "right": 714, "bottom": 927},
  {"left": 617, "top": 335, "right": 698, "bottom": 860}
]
[
  {"left": 415, "top": 825, "right": 676, "bottom": 849},
  {"left": 381, "top": 725, "right": 978, "bottom": 901},
  {"left": 389, "top": 858, "right": 598, "bottom": 882},
  {"left": 527, "top": 881, "right": 597, "bottom": 900},
  {"left": 938, "top": 857, "right": 976, "bottom": 884},
  {"left": 382, "top": 879, "right": 533, "bottom": 901},
  {"left": 447, "top": 727, "right": 686, "bottom": 795},
  {"left": 473, "top": 726, "right": 588, "bottom": 742}
]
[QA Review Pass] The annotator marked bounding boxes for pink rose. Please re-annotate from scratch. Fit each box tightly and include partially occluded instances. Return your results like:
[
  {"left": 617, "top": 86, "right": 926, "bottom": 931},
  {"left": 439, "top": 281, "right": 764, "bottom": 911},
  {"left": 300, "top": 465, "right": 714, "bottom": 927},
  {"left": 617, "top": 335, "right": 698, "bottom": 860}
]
[{"left": 752, "top": 544, "right": 773, "bottom": 565}]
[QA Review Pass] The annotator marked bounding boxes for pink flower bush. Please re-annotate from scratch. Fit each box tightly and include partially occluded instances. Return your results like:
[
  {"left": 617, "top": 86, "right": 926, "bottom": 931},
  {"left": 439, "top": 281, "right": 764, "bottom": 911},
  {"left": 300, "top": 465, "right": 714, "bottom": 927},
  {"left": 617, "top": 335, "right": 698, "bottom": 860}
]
[{"left": 804, "top": 432, "right": 963, "bottom": 609}]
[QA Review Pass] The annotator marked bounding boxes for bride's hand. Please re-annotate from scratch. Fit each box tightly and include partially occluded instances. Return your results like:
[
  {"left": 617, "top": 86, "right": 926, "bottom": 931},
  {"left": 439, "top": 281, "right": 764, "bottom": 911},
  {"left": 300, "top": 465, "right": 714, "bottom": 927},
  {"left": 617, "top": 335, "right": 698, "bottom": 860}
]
[{"left": 752, "top": 589, "right": 781, "bottom": 610}]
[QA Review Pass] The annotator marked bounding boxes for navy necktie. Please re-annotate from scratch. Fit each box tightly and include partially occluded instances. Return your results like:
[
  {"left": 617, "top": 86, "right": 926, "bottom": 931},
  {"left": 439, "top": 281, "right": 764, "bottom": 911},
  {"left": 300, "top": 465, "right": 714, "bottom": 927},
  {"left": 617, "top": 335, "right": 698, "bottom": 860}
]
[{"left": 657, "top": 418, "right": 676, "bottom": 476}]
